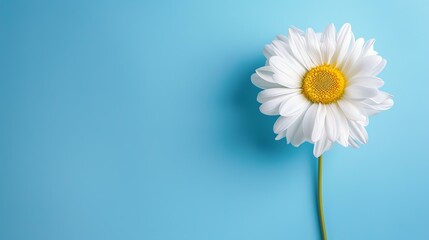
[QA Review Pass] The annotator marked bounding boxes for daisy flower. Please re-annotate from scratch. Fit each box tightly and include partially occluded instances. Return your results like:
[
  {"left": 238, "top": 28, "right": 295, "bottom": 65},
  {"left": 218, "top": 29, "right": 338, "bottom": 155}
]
[{"left": 251, "top": 23, "right": 393, "bottom": 157}]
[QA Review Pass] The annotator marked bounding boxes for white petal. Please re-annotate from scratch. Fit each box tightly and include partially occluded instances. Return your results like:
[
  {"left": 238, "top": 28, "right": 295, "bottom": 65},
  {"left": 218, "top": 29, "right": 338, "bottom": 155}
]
[
  {"left": 257, "top": 88, "right": 300, "bottom": 103},
  {"left": 275, "top": 130, "right": 287, "bottom": 140},
  {"left": 331, "top": 104, "right": 349, "bottom": 146},
  {"left": 337, "top": 99, "right": 367, "bottom": 122},
  {"left": 272, "top": 40, "right": 290, "bottom": 57},
  {"left": 251, "top": 73, "right": 281, "bottom": 89},
  {"left": 305, "top": 28, "right": 322, "bottom": 66},
  {"left": 312, "top": 104, "right": 327, "bottom": 142},
  {"left": 361, "top": 39, "right": 378, "bottom": 57},
  {"left": 269, "top": 56, "right": 303, "bottom": 88},
  {"left": 348, "top": 138, "right": 360, "bottom": 148},
  {"left": 348, "top": 120, "right": 368, "bottom": 144},
  {"left": 361, "top": 99, "right": 394, "bottom": 115},
  {"left": 325, "top": 105, "right": 337, "bottom": 141},
  {"left": 345, "top": 85, "right": 379, "bottom": 100},
  {"left": 263, "top": 38, "right": 292, "bottom": 59},
  {"left": 313, "top": 133, "right": 333, "bottom": 157},
  {"left": 320, "top": 23, "right": 336, "bottom": 64},
  {"left": 263, "top": 44, "right": 277, "bottom": 59},
  {"left": 269, "top": 55, "right": 302, "bottom": 80},
  {"left": 286, "top": 114, "right": 306, "bottom": 146},
  {"left": 341, "top": 38, "right": 364, "bottom": 72},
  {"left": 333, "top": 23, "right": 353, "bottom": 66},
  {"left": 348, "top": 76, "right": 384, "bottom": 88},
  {"left": 277, "top": 34, "right": 289, "bottom": 43},
  {"left": 288, "top": 28, "right": 314, "bottom": 69},
  {"left": 259, "top": 95, "right": 287, "bottom": 115},
  {"left": 276, "top": 34, "right": 289, "bottom": 43},
  {"left": 346, "top": 55, "right": 382, "bottom": 78},
  {"left": 302, "top": 104, "right": 318, "bottom": 141},
  {"left": 273, "top": 115, "right": 300, "bottom": 134},
  {"left": 255, "top": 66, "right": 276, "bottom": 83},
  {"left": 369, "top": 91, "right": 393, "bottom": 103},
  {"left": 268, "top": 44, "right": 308, "bottom": 77},
  {"left": 278, "top": 55, "right": 307, "bottom": 77},
  {"left": 291, "top": 124, "right": 306, "bottom": 147},
  {"left": 369, "top": 59, "right": 387, "bottom": 76},
  {"left": 279, "top": 94, "right": 311, "bottom": 117},
  {"left": 290, "top": 26, "right": 305, "bottom": 35},
  {"left": 361, "top": 92, "right": 394, "bottom": 115}
]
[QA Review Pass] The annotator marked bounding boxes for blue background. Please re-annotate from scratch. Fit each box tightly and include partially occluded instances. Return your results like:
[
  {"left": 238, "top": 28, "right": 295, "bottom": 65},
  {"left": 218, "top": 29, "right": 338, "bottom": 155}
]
[{"left": 1, "top": 0, "right": 428, "bottom": 239}]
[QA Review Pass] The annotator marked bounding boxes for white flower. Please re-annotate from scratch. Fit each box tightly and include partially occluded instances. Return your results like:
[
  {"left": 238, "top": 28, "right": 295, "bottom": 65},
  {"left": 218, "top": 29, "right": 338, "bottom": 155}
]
[{"left": 251, "top": 23, "right": 393, "bottom": 157}]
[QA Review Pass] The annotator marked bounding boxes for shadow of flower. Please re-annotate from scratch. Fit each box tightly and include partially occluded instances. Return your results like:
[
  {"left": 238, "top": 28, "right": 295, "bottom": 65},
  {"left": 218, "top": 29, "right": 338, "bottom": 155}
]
[{"left": 216, "top": 53, "right": 313, "bottom": 163}]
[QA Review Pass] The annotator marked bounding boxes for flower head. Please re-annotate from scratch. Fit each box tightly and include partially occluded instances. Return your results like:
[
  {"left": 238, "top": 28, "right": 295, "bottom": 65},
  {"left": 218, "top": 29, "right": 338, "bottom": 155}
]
[{"left": 251, "top": 23, "right": 393, "bottom": 157}]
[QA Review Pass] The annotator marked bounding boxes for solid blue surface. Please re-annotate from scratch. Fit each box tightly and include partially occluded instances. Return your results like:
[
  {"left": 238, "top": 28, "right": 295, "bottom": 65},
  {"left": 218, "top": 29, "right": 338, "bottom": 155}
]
[{"left": 1, "top": 0, "right": 428, "bottom": 239}]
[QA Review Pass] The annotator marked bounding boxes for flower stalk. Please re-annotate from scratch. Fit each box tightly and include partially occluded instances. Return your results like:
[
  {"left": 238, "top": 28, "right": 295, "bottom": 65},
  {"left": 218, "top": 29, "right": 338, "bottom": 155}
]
[{"left": 318, "top": 155, "right": 327, "bottom": 240}]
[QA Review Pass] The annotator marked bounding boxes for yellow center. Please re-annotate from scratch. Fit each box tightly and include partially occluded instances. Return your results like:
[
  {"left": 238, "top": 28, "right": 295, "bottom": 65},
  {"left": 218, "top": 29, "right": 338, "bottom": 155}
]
[{"left": 302, "top": 64, "right": 346, "bottom": 104}]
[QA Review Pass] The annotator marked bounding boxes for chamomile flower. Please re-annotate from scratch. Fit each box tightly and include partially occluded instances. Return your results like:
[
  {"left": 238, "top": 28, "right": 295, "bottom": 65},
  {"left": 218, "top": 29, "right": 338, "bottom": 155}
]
[{"left": 251, "top": 23, "right": 393, "bottom": 157}]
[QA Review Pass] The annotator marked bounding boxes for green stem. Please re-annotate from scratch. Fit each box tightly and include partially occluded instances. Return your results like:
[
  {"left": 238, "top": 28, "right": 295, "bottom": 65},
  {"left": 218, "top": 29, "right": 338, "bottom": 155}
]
[{"left": 318, "top": 155, "right": 327, "bottom": 240}]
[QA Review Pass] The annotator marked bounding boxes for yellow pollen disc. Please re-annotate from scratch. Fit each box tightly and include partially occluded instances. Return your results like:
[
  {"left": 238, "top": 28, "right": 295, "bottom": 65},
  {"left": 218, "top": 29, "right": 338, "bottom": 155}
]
[{"left": 302, "top": 64, "right": 346, "bottom": 104}]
